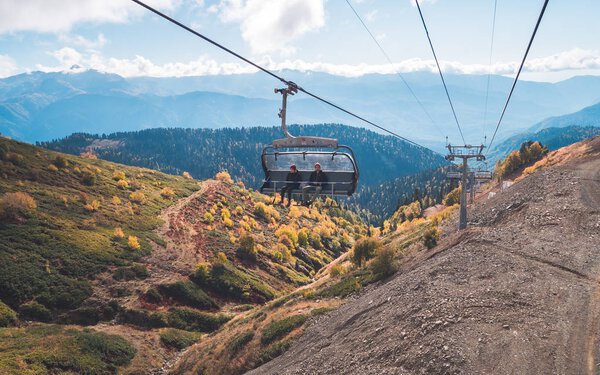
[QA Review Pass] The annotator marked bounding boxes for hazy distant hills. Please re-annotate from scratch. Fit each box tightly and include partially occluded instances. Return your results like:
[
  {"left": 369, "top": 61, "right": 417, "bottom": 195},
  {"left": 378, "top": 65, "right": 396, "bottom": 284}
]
[
  {"left": 488, "top": 102, "right": 600, "bottom": 163},
  {"left": 528, "top": 101, "right": 600, "bottom": 132},
  {"left": 3, "top": 69, "right": 600, "bottom": 146}
]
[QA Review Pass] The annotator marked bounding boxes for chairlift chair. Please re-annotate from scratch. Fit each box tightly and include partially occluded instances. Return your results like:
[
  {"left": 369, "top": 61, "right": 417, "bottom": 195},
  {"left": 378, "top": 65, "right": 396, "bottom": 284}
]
[{"left": 260, "top": 83, "right": 360, "bottom": 198}]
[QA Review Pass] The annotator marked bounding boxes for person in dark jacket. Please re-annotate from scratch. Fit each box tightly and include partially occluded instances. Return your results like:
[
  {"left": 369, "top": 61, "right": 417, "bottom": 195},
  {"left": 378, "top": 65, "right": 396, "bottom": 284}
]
[
  {"left": 302, "top": 162, "right": 328, "bottom": 206},
  {"left": 279, "top": 164, "right": 302, "bottom": 207}
]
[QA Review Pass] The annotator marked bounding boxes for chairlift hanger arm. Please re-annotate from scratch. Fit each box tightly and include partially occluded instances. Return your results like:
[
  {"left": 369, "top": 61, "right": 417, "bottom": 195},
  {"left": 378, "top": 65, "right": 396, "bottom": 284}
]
[
  {"left": 275, "top": 84, "right": 297, "bottom": 139},
  {"left": 273, "top": 83, "right": 339, "bottom": 148}
]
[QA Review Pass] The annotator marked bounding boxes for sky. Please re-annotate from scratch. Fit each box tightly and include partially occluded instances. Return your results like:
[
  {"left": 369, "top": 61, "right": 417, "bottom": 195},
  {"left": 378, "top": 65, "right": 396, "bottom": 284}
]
[{"left": 0, "top": 0, "right": 599, "bottom": 82}]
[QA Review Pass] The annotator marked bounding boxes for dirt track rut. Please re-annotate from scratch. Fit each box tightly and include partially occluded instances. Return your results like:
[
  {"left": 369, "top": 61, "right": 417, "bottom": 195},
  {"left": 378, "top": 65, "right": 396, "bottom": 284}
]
[
  {"left": 579, "top": 157, "right": 600, "bottom": 375},
  {"left": 249, "top": 139, "right": 600, "bottom": 375}
]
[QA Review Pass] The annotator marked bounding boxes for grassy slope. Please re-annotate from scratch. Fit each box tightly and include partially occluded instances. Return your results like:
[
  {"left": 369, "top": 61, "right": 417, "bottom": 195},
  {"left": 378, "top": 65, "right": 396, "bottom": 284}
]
[
  {"left": 173, "top": 136, "right": 600, "bottom": 375},
  {"left": 0, "top": 137, "right": 200, "bottom": 316},
  {"left": 0, "top": 137, "right": 373, "bottom": 374},
  {"left": 0, "top": 325, "right": 136, "bottom": 375},
  {"left": 0, "top": 135, "right": 456, "bottom": 375},
  {"left": 172, "top": 205, "right": 459, "bottom": 375},
  {"left": 0, "top": 137, "right": 202, "bottom": 373}
]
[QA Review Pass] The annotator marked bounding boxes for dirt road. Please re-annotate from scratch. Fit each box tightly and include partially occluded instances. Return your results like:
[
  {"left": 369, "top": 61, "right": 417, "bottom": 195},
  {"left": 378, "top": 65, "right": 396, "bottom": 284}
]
[{"left": 249, "top": 138, "right": 600, "bottom": 374}]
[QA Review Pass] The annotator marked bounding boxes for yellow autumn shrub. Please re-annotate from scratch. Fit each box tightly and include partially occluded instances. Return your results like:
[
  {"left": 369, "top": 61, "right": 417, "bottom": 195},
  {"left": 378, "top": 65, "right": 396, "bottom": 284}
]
[
  {"left": 113, "top": 170, "right": 126, "bottom": 181},
  {"left": 83, "top": 200, "right": 101, "bottom": 212},
  {"left": 128, "top": 235, "right": 141, "bottom": 250},
  {"left": 215, "top": 171, "right": 233, "bottom": 184},
  {"left": 160, "top": 187, "right": 175, "bottom": 199},
  {"left": 129, "top": 191, "right": 147, "bottom": 204},
  {"left": 113, "top": 227, "right": 125, "bottom": 239},
  {"left": 0, "top": 192, "right": 37, "bottom": 220}
]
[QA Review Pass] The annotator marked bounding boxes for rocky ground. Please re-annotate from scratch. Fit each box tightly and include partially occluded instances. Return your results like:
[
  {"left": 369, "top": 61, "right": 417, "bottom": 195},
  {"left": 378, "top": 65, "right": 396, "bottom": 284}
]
[{"left": 249, "top": 137, "right": 600, "bottom": 375}]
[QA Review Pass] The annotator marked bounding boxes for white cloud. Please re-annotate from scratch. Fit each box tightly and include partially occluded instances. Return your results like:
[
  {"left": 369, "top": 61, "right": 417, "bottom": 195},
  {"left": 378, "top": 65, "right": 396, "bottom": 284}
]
[
  {"left": 48, "top": 47, "right": 83, "bottom": 69},
  {"left": 375, "top": 33, "right": 386, "bottom": 42},
  {"left": 216, "top": 0, "right": 325, "bottom": 55},
  {"left": 35, "top": 49, "right": 257, "bottom": 77},
  {"left": 410, "top": 0, "right": 439, "bottom": 7},
  {"left": 0, "top": 55, "right": 18, "bottom": 78},
  {"left": 365, "top": 9, "right": 378, "bottom": 23},
  {"left": 207, "top": 4, "right": 220, "bottom": 13},
  {"left": 31, "top": 47, "right": 600, "bottom": 79},
  {"left": 0, "top": 0, "right": 177, "bottom": 34},
  {"left": 525, "top": 48, "right": 600, "bottom": 72},
  {"left": 59, "top": 33, "right": 107, "bottom": 49}
]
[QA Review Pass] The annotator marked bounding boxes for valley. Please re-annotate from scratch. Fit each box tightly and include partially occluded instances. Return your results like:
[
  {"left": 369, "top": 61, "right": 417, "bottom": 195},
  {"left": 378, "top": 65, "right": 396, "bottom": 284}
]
[
  {"left": 0, "top": 135, "right": 453, "bottom": 374},
  {"left": 2, "top": 1, "right": 600, "bottom": 374},
  {"left": 40, "top": 124, "right": 449, "bottom": 222},
  {"left": 2, "top": 118, "right": 600, "bottom": 375},
  {"left": 0, "top": 137, "right": 369, "bottom": 374}
]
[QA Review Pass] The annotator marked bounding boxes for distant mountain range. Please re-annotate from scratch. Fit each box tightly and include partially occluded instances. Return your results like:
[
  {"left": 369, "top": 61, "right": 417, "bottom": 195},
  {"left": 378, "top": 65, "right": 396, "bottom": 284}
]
[
  {"left": 528, "top": 101, "right": 600, "bottom": 132},
  {"left": 3, "top": 69, "right": 600, "bottom": 146},
  {"left": 488, "top": 102, "right": 600, "bottom": 163}
]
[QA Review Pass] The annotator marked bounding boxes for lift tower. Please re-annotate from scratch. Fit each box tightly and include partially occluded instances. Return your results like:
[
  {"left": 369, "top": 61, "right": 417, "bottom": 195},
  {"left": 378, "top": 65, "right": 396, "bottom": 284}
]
[
  {"left": 471, "top": 170, "right": 493, "bottom": 203},
  {"left": 445, "top": 144, "right": 486, "bottom": 230}
]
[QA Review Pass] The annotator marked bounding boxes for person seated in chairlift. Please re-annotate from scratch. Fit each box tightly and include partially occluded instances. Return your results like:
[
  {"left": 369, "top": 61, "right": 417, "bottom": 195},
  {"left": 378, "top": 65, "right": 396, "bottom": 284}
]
[
  {"left": 279, "top": 164, "right": 302, "bottom": 207},
  {"left": 302, "top": 162, "right": 328, "bottom": 206}
]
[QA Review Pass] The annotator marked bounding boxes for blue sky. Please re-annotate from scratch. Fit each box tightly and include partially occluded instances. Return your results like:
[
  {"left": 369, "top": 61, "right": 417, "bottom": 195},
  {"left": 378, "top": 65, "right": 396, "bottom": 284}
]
[{"left": 0, "top": 0, "right": 598, "bottom": 81}]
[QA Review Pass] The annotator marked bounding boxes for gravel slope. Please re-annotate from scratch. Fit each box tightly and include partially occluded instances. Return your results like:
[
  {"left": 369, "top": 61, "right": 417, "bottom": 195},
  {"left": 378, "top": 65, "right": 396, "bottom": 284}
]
[{"left": 248, "top": 137, "right": 600, "bottom": 375}]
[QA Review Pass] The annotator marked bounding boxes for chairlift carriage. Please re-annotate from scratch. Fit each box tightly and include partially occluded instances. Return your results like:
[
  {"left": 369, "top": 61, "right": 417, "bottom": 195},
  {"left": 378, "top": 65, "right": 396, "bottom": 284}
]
[{"left": 260, "top": 83, "right": 360, "bottom": 199}]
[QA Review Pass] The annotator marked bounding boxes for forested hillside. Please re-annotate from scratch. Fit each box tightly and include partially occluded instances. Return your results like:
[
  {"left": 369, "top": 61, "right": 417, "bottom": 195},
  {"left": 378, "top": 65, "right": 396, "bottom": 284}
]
[
  {"left": 41, "top": 124, "right": 448, "bottom": 219},
  {"left": 348, "top": 167, "right": 452, "bottom": 222}
]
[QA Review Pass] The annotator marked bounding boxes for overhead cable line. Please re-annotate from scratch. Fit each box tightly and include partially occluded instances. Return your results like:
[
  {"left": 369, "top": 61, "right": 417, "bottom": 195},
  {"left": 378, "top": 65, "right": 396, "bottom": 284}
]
[
  {"left": 415, "top": 0, "right": 466, "bottom": 145},
  {"left": 486, "top": 0, "right": 549, "bottom": 154},
  {"left": 344, "top": 0, "right": 444, "bottom": 139},
  {"left": 130, "top": 0, "right": 441, "bottom": 155},
  {"left": 482, "top": 0, "right": 498, "bottom": 147}
]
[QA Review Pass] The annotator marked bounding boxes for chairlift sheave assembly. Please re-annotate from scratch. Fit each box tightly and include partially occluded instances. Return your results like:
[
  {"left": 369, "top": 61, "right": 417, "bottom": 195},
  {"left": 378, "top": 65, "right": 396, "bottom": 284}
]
[{"left": 260, "top": 83, "right": 360, "bottom": 197}]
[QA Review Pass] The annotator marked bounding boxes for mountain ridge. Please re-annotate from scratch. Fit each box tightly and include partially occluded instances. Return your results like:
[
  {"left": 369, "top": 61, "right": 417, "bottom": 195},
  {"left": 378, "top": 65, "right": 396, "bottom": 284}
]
[
  {"left": 3, "top": 69, "right": 600, "bottom": 144},
  {"left": 487, "top": 101, "right": 600, "bottom": 163}
]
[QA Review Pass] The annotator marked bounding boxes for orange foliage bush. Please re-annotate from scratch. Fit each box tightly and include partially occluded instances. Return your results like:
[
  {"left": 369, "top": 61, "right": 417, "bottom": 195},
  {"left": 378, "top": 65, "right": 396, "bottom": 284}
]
[
  {"left": 113, "top": 227, "right": 125, "bottom": 239},
  {"left": 215, "top": 171, "right": 233, "bottom": 184},
  {"left": 0, "top": 192, "right": 37, "bottom": 220},
  {"left": 80, "top": 150, "right": 98, "bottom": 159},
  {"left": 84, "top": 199, "right": 101, "bottom": 212}
]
